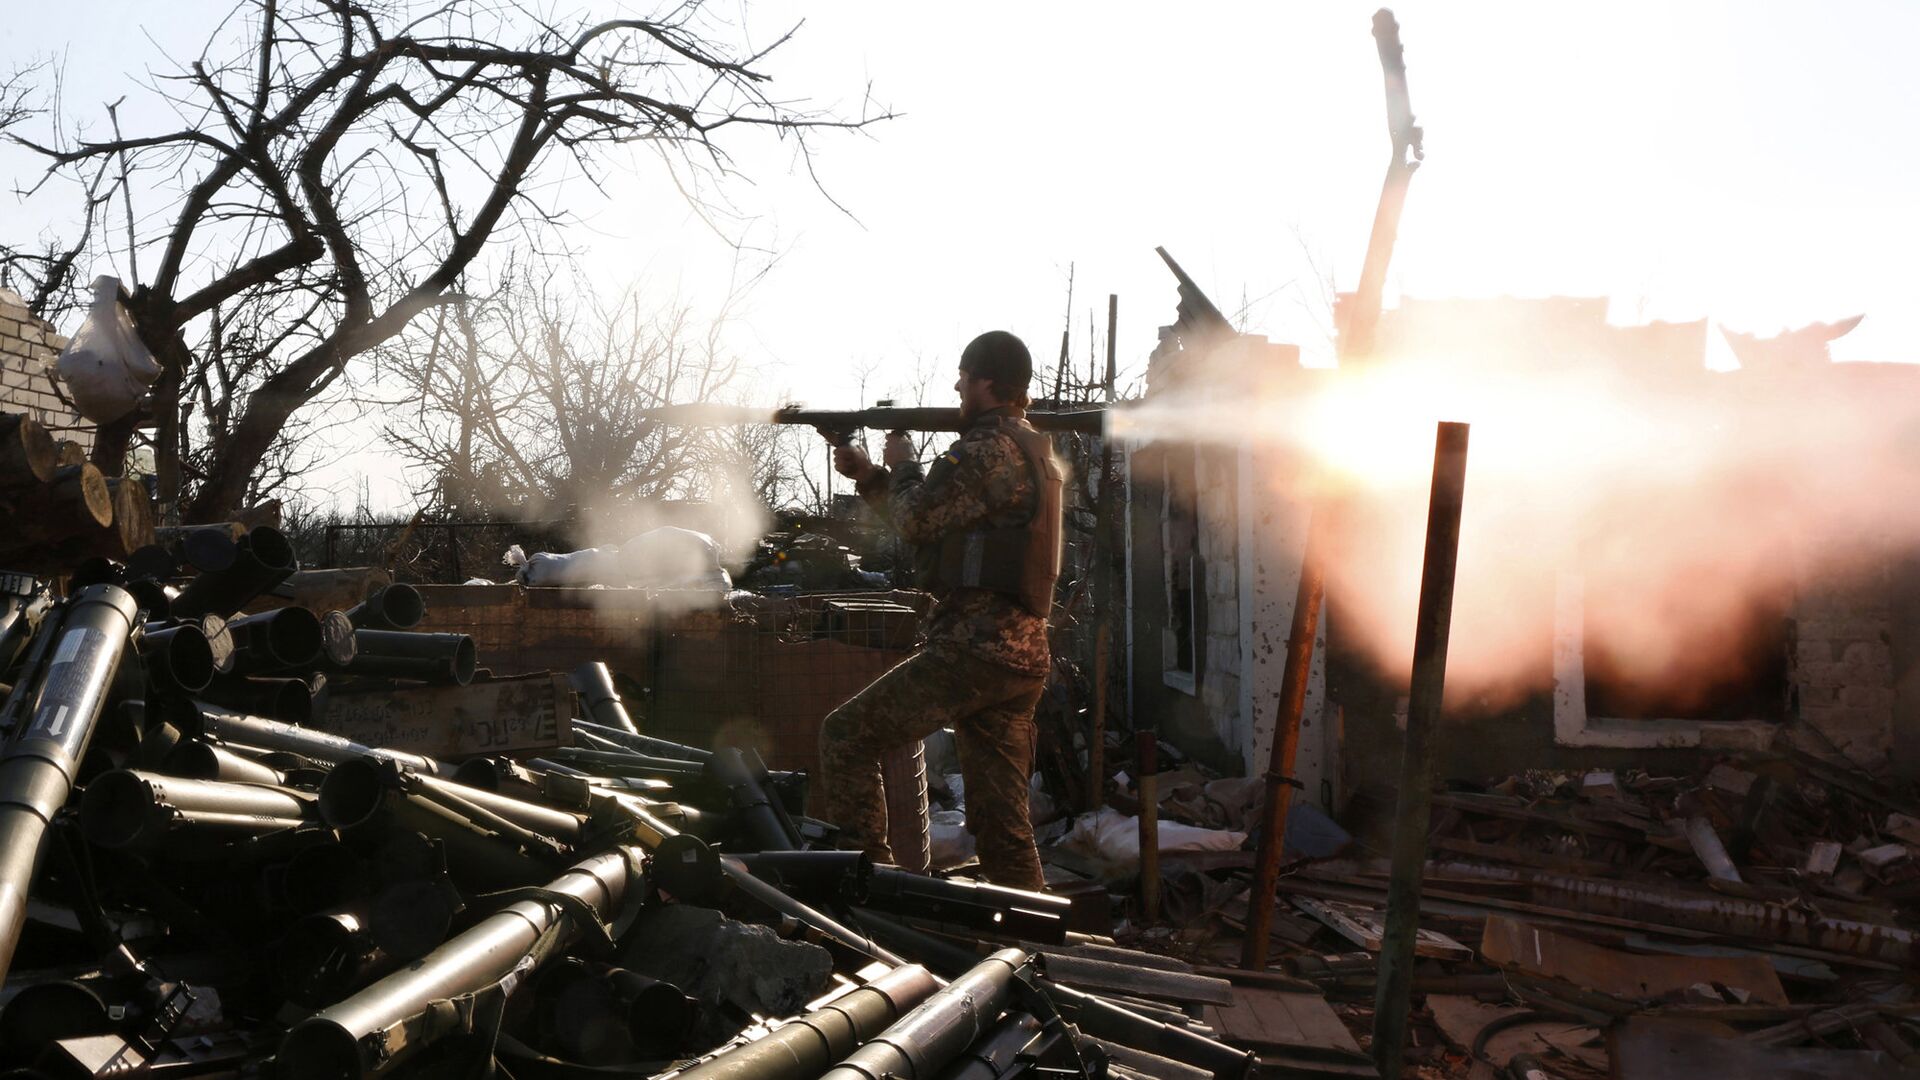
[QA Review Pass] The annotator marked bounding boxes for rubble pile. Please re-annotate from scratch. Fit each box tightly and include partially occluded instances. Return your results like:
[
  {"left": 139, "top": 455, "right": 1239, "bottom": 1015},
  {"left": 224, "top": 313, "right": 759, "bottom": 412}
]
[
  {"left": 1140, "top": 759, "right": 1920, "bottom": 1077},
  {"left": 0, "top": 526, "right": 1261, "bottom": 1079}
]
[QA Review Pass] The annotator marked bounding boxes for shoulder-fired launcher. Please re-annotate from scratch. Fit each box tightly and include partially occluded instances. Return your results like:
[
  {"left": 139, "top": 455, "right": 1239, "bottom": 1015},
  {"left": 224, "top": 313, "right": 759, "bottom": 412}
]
[{"left": 637, "top": 403, "right": 1106, "bottom": 447}]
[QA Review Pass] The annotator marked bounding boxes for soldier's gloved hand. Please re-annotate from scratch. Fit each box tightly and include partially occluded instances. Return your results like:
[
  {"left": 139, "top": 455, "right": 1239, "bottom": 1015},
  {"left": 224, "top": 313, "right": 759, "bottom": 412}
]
[
  {"left": 833, "top": 442, "right": 879, "bottom": 482},
  {"left": 882, "top": 432, "right": 914, "bottom": 467}
]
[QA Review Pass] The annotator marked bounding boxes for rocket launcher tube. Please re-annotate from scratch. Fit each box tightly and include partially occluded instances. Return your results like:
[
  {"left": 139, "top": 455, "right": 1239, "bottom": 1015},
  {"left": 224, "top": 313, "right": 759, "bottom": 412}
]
[
  {"left": 636, "top": 403, "right": 1107, "bottom": 443},
  {"left": 195, "top": 703, "right": 448, "bottom": 775},
  {"left": 865, "top": 867, "right": 1072, "bottom": 945},
  {"left": 820, "top": 949, "right": 1033, "bottom": 1080},
  {"left": 334, "top": 629, "right": 476, "bottom": 685},
  {"left": 569, "top": 718, "right": 713, "bottom": 762},
  {"left": 721, "top": 856, "right": 911, "bottom": 969},
  {"left": 570, "top": 661, "right": 641, "bottom": 736},
  {"left": 277, "top": 847, "right": 642, "bottom": 1080},
  {"left": 0, "top": 583, "right": 141, "bottom": 981},
  {"left": 666, "top": 962, "right": 940, "bottom": 1080},
  {"left": 79, "top": 769, "right": 314, "bottom": 850},
  {"left": 169, "top": 526, "right": 297, "bottom": 620},
  {"left": 933, "top": 1011, "right": 1045, "bottom": 1080},
  {"left": 344, "top": 583, "right": 425, "bottom": 631},
  {"left": 318, "top": 758, "right": 562, "bottom": 887}
]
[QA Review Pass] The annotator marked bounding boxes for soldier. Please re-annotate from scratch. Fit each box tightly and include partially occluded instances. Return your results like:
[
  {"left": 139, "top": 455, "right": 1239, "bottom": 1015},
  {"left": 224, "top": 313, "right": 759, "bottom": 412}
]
[{"left": 819, "top": 330, "right": 1063, "bottom": 890}]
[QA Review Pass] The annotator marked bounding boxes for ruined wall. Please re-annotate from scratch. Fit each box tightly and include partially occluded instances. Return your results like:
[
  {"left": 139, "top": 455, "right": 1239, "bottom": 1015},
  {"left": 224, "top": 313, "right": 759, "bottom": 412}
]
[
  {"left": 0, "top": 288, "right": 88, "bottom": 452},
  {"left": 1124, "top": 443, "right": 1218, "bottom": 767},
  {"left": 1791, "top": 566, "right": 1897, "bottom": 768},
  {"left": 1195, "top": 444, "right": 1242, "bottom": 753},
  {"left": 1332, "top": 557, "right": 1910, "bottom": 802},
  {"left": 1125, "top": 329, "right": 1313, "bottom": 777}
]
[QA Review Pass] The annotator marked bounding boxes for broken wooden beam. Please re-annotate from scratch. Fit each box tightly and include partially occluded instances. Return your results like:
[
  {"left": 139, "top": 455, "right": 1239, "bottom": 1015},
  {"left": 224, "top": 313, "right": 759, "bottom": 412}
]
[{"left": 1480, "top": 914, "right": 1787, "bottom": 1005}]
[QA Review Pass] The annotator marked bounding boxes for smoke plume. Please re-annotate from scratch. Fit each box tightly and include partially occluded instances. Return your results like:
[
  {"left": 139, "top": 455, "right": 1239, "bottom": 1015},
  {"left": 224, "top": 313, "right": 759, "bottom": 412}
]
[{"left": 1111, "top": 318, "right": 1917, "bottom": 711}]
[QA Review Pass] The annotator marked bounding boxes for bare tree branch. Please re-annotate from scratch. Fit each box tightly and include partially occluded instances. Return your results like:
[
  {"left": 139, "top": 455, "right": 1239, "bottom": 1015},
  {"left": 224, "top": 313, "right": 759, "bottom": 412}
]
[{"left": 3, "top": 0, "right": 891, "bottom": 521}]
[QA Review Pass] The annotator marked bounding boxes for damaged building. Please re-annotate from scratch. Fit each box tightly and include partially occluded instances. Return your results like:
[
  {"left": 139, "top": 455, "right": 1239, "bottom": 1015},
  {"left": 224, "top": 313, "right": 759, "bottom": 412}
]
[{"left": 1119, "top": 261, "right": 1920, "bottom": 811}]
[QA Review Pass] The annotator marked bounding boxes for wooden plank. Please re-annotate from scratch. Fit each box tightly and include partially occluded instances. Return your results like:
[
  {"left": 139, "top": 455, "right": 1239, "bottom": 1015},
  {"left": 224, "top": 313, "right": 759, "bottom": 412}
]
[
  {"left": 1430, "top": 791, "right": 1648, "bottom": 841},
  {"left": 322, "top": 672, "right": 573, "bottom": 758},
  {"left": 1481, "top": 914, "right": 1787, "bottom": 1005},
  {"left": 1201, "top": 985, "right": 1369, "bottom": 1069},
  {"left": 1429, "top": 995, "right": 1603, "bottom": 1071},
  {"left": 1432, "top": 835, "right": 1627, "bottom": 878},
  {"left": 1611, "top": 1015, "right": 1910, "bottom": 1080},
  {"left": 1290, "top": 896, "right": 1472, "bottom": 961},
  {"left": 1274, "top": 870, "right": 1904, "bottom": 973},
  {"left": 1427, "top": 994, "right": 1525, "bottom": 1051}
]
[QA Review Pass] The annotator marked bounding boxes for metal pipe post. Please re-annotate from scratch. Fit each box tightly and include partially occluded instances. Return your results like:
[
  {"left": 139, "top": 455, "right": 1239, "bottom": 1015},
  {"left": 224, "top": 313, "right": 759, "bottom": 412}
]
[
  {"left": 1239, "top": 511, "right": 1327, "bottom": 970},
  {"left": 1087, "top": 293, "right": 1119, "bottom": 812},
  {"left": 1371, "top": 421, "right": 1469, "bottom": 1078},
  {"left": 1135, "top": 732, "right": 1160, "bottom": 922}
]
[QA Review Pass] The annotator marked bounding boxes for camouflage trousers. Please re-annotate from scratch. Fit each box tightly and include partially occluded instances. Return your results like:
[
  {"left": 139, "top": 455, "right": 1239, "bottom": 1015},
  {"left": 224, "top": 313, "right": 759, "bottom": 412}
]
[{"left": 818, "top": 646, "right": 1047, "bottom": 891}]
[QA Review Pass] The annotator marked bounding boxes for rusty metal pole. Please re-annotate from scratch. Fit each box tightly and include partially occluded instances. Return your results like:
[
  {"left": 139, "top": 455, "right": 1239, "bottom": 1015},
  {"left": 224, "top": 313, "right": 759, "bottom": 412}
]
[
  {"left": 1088, "top": 294, "right": 1119, "bottom": 812},
  {"left": 1372, "top": 421, "right": 1470, "bottom": 1078},
  {"left": 1238, "top": 512, "right": 1326, "bottom": 970},
  {"left": 1135, "top": 731, "right": 1161, "bottom": 921},
  {"left": 1242, "top": 5, "right": 1421, "bottom": 973}
]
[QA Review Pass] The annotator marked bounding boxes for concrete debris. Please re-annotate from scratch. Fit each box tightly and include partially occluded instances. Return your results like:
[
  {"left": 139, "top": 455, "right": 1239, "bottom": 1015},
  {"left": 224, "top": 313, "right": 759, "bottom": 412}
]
[{"left": 1157, "top": 757, "right": 1920, "bottom": 1077}]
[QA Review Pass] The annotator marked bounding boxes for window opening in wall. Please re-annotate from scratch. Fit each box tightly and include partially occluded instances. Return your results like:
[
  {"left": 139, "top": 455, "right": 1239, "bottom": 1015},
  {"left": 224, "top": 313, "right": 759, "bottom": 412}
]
[{"left": 1577, "top": 534, "right": 1792, "bottom": 725}]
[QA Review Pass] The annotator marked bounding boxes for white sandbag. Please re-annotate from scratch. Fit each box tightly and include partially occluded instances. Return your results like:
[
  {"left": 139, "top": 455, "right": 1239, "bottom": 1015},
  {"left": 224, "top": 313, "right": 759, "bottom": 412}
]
[
  {"left": 618, "top": 526, "right": 724, "bottom": 588},
  {"left": 57, "top": 276, "right": 160, "bottom": 423},
  {"left": 519, "top": 546, "right": 621, "bottom": 586},
  {"left": 1057, "top": 807, "right": 1246, "bottom": 880},
  {"left": 929, "top": 809, "right": 976, "bottom": 870},
  {"left": 1028, "top": 772, "right": 1061, "bottom": 826},
  {"left": 508, "top": 527, "right": 733, "bottom": 591}
]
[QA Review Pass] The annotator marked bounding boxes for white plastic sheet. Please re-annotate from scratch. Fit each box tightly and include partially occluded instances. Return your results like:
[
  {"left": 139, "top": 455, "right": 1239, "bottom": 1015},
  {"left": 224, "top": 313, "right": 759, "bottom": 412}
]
[
  {"left": 1057, "top": 807, "right": 1246, "bottom": 880},
  {"left": 56, "top": 276, "right": 160, "bottom": 423},
  {"left": 506, "top": 527, "right": 733, "bottom": 591}
]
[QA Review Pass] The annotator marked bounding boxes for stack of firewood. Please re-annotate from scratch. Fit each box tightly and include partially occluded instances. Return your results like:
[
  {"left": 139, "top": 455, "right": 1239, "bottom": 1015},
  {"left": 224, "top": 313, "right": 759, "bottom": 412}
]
[{"left": 0, "top": 411, "right": 153, "bottom": 572}]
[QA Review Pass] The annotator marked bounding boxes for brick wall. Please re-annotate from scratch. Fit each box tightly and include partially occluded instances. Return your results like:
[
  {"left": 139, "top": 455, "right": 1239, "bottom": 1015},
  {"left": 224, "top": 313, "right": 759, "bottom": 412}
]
[
  {"left": 1791, "top": 570, "right": 1895, "bottom": 767},
  {"left": 0, "top": 287, "right": 90, "bottom": 453}
]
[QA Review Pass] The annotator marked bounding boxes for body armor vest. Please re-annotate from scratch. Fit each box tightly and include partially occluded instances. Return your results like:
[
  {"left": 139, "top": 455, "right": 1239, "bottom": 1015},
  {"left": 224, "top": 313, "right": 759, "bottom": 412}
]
[{"left": 914, "top": 413, "right": 1064, "bottom": 616}]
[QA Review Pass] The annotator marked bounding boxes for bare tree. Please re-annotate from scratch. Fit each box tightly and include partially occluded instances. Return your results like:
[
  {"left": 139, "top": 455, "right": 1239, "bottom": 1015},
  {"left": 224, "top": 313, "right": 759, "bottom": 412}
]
[
  {"left": 5, "top": 0, "right": 886, "bottom": 521},
  {"left": 382, "top": 267, "right": 778, "bottom": 517}
]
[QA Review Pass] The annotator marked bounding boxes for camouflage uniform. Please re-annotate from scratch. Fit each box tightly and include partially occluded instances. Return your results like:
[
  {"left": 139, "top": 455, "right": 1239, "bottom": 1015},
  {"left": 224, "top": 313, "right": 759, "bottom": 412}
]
[{"left": 818, "top": 406, "right": 1052, "bottom": 890}]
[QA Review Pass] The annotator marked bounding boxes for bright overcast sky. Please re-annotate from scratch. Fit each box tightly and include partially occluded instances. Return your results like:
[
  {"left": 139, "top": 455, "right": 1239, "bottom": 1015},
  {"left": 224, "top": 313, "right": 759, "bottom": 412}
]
[{"left": 3, "top": 1, "right": 1915, "bottom": 508}]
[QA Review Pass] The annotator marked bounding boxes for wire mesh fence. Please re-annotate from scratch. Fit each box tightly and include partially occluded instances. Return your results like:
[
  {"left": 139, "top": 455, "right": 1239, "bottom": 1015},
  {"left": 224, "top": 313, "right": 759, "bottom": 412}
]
[{"left": 413, "top": 585, "right": 929, "bottom": 781}]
